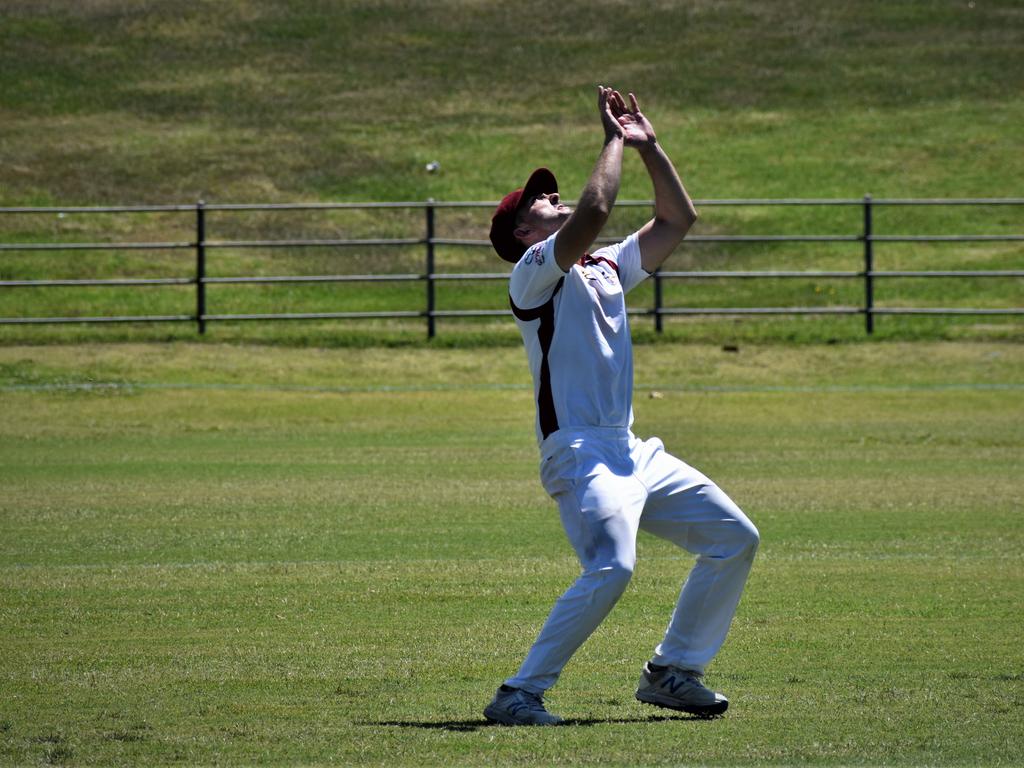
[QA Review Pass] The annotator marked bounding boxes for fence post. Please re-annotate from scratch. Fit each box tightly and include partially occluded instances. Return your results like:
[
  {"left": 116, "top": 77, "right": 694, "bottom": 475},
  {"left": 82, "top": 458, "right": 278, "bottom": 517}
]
[
  {"left": 425, "top": 200, "right": 436, "bottom": 339},
  {"left": 653, "top": 270, "right": 663, "bottom": 332},
  {"left": 863, "top": 193, "right": 873, "bottom": 335},
  {"left": 196, "top": 200, "right": 206, "bottom": 334}
]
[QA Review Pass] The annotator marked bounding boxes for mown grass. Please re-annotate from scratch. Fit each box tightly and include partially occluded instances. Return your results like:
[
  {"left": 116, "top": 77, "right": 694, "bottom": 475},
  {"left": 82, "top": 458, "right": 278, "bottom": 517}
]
[{"left": 1, "top": 342, "right": 1022, "bottom": 765}]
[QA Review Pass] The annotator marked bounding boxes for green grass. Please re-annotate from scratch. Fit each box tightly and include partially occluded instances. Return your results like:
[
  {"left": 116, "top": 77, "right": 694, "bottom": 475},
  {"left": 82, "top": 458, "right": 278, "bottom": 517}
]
[
  {"left": 1, "top": 4, "right": 1021, "bottom": 764},
  {"left": 1, "top": 341, "right": 1022, "bottom": 765},
  {"left": 3, "top": 1, "right": 1022, "bottom": 203},
  {"left": 1, "top": 1, "right": 1022, "bottom": 344}
]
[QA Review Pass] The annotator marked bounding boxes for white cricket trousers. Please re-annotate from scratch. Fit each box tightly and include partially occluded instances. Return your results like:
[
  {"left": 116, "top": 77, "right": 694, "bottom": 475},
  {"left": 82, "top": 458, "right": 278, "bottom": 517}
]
[{"left": 505, "top": 427, "right": 759, "bottom": 695}]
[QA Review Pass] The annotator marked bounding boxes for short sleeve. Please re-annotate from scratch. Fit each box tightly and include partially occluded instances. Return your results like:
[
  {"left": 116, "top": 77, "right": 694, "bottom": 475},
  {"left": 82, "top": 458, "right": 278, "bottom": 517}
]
[
  {"left": 592, "top": 232, "right": 648, "bottom": 294},
  {"left": 508, "top": 233, "right": 566, "bottom": 311}
]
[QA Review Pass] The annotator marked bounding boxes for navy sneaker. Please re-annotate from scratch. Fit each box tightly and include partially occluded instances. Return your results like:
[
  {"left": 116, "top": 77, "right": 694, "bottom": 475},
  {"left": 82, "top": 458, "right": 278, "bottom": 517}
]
[
  {"left": 484, "top": 685, "right": 563, "bottom": 726},
  {"left": 635, "top": 662, "right": 729, "bottom": 717}
]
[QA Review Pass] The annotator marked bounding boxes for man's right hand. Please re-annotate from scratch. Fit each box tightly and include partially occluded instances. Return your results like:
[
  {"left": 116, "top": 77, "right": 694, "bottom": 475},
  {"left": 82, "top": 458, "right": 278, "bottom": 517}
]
[
  {"left": 552, "top": 86, "right": 625, "bottom": 271},
  {"left": 599, "top": 86, "right": 627, "bottom": 143}
]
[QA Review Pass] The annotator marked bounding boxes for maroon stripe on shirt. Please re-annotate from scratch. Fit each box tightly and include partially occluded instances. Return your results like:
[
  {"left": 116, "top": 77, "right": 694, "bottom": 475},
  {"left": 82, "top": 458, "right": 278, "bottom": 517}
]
[{"left": 509, "top": 277, "right": 564, "bottom": 440}]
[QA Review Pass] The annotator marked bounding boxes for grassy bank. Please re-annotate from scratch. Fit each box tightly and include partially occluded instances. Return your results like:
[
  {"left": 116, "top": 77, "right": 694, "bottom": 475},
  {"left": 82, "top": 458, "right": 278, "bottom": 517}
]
[
  {"left": 2, "top": 2, "right": 1022, "bottom": 203},
  {"left": 1, "top": 1, "right": 1021, "bottom": 345}
]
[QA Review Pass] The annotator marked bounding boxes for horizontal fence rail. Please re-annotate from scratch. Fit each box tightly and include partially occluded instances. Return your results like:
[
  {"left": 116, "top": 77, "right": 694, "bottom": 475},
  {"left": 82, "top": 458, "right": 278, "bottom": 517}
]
[{"left": 1, "top": 197, "right": 1022, "bottom": 337}]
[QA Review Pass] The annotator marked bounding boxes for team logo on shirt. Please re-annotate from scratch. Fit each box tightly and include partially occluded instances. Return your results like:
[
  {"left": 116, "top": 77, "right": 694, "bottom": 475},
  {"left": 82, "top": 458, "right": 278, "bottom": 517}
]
[{"left": 524, "top": 244, "right": 545, "bottom": 266}]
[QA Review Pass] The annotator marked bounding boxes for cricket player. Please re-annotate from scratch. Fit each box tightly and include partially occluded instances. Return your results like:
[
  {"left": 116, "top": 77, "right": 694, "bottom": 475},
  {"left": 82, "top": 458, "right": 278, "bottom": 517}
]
[{"left": 483, "top": 87, "right": 759, "bottom": 725}]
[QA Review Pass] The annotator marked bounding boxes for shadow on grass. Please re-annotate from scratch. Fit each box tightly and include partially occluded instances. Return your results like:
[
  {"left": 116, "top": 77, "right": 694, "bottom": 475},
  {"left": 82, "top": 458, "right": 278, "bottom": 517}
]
[{"left": 362, "top": 714, "right": 709, "bottom": 732}]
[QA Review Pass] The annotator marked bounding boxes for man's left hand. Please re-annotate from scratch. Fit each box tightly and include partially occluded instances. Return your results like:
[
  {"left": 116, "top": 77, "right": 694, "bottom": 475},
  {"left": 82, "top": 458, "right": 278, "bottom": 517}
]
[{"left": 610, "top": 91, "right": 657, "bottom": 149}]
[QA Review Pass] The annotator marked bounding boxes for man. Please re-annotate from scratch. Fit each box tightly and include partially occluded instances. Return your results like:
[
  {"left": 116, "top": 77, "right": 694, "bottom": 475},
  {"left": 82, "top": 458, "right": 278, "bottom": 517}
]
[{"left": 483, "top": 87, "right": 759, "bottom": 726}]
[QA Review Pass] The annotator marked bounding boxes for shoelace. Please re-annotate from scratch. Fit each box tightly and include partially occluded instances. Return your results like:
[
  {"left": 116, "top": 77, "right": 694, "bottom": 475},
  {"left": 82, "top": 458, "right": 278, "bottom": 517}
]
[{"left": 519, "top": 690, "right": 548, "bottom": 711}]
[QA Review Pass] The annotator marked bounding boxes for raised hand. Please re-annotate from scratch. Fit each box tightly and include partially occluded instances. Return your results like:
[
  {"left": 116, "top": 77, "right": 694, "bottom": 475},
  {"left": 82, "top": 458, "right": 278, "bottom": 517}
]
[
  {"left": 598, "top": 85, "right": 626, "bottom": 142},
  {"left": 610, "top": 91, "right": 657, "bottom": 149}
]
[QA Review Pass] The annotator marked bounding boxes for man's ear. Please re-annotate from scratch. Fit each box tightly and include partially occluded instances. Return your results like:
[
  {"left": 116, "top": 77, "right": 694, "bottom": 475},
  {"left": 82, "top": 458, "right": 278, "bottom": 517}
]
[{"left": 513, "top": 225, "right": 532, "bottom": 241}]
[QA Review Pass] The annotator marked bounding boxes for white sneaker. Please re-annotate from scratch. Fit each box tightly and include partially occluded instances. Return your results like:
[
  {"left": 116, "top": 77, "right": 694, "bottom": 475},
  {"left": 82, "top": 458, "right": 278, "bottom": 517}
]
[
  {"left": 484, "top": 685, "right": 563, "bottom": 726},
  {"left": 635, "top": 662, "right": 729, "bottom": 717}
]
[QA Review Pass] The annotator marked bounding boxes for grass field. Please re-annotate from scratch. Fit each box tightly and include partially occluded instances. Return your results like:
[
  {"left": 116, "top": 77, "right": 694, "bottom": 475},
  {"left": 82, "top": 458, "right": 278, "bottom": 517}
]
[
  {"left": 1, "top": 2, "right": 1022, "bottom": 764},
  {"left": 2, "top": 341, "right": 1022, "bottom": 765}
]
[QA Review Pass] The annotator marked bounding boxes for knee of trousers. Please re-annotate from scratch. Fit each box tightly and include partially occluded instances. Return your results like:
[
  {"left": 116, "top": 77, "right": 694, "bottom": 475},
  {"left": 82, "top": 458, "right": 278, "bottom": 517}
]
[
  {"left": 711, "top": 517, "right": 760, "bottom": 563},
  {"left": 581, "top": 562, "right": 634, "bottom": 603},
  {"left": 737, "top": 520, "right": 760, "bottom": 561}
]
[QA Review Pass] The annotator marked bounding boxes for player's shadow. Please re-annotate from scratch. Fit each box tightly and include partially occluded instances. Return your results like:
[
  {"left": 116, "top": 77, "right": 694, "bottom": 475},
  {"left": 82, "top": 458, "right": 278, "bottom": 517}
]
[{"left": 365, "top": 714, "right": 710, "bottom": 732}]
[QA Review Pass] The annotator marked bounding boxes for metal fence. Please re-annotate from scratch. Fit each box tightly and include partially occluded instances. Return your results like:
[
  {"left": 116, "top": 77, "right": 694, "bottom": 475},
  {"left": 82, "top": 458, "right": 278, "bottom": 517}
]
[{"left": 1, "top": 197, "right": 1022, "bottom": 337}]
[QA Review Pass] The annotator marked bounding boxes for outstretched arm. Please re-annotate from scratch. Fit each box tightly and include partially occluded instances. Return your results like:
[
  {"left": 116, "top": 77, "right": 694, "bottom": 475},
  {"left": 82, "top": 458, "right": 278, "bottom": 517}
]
[
  {"left": 614, "top": 92, "right": 698, "bottom": 273},
  {"left": 553, "top": 86, "right": 625, "bottom": 272}
]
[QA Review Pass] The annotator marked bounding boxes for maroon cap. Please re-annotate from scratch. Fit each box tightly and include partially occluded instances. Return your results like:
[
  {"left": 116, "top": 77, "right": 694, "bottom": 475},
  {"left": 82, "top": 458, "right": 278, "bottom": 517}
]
[{"left": 489, "top": 167, "right": 558, "bottom": 263}]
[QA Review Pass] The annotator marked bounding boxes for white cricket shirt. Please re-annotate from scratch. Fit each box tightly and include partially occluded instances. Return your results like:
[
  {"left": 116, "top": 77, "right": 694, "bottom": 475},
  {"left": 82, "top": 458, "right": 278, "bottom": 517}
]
[{"left": 509, "top": 230, "right": 650, "bottom": 447}]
